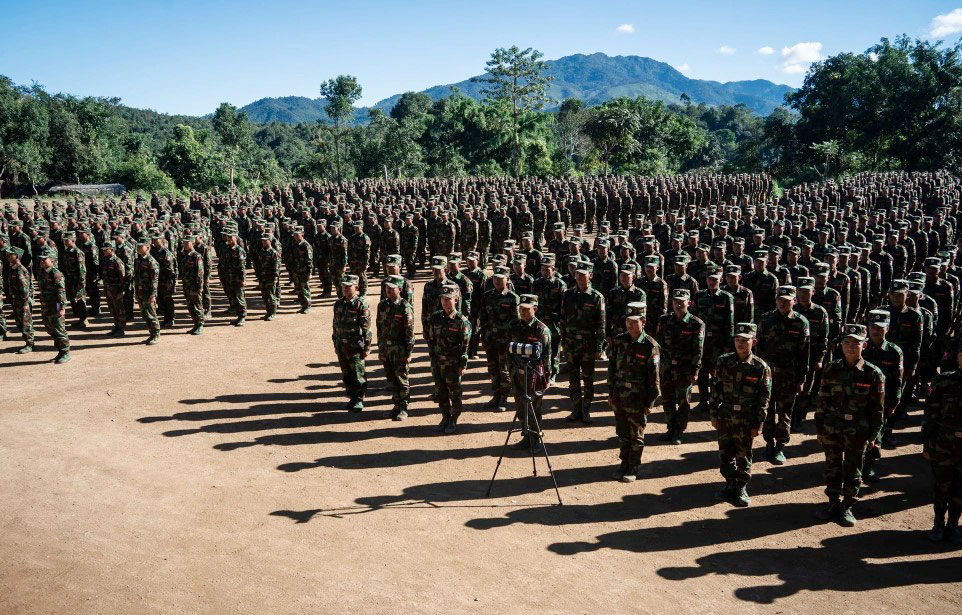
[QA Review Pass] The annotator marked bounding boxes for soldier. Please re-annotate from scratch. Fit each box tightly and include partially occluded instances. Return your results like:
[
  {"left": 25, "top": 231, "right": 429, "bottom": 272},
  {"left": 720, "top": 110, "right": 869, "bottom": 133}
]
[
  {"left": 377, "top": 275, "right": 416, "bottom": 420},
  {"left": 151, "top": 235, "right": 177, "bottom": 327},
  {"left": 533, "top": 255, "right": 566, "bottom": 384},
  {"left": 111, "top": 232, "right": 135, "bottom": 322},
  {"left": 508, "top": 293, "right": 552, "bottom": 448},
  {"left": 815, "top": 324, "right": 884, "bottom": 527},
  {"left": 37, "top": 250, "right": 71, "bottom": 364},
  {"left": 480, "top": 266, "right": 519, "bottom": 411},
  {"left": 421, "top": 256, "right": 450, "bottom": 334},
  {"left": 723, "top": 264, "right": 754, "bottom": 326},
  {"left": 77, "top": 229, "right": 100, "bottom": 317},
  {"left": 794, "top": 277, "right": 830, "bottom": 431},
  {"left": 710, "top": 322, "right": 772, "bottom": 507},
  {"left": 885, "top": 280, "right": 924, "bottom": 425},
  {"left": 222, "top": 231, "right": 247, "bottom": 326},
  {"left": 656, "top": 289, "right": 705, "bottom": 444},
  {"left": 194, "top": 235, "right": 214, "bottom": 319},
  {"left": 608, "top": 302, "right": 661, "bottom": 482},
  {"left": 312, "top": 218, "right": 332, "bottom": 296},
  {"left": 380, "top": 254, "right": 415, "bottom": 305},
  {"left": 691, "top": 263, "right": 735, "bottom": 413},
  {"left": 258, "top": 234, "right": 281, "bottom": 321},
  {"left": 290, "top": 226, "right": 313, "bottom": 313},
  {"left": 60, "top": 231, "right": 87, "bottom": 329},
  {"left": 561, "top": 261, "right": 606, "bottom": 424},
  {"left": 133, "top": 239, "right": 160, "bottom": 345},
  {"left": 181, "top": 236, "right": 206, "bottom": 334},
  {"left": 399, "top": 213, "right": 419, "bottom": 278},
  {"left": 743, "top": 251, "right": 777, "bottom": 320},
  {"left": 922, "top": 340, "right": 962, "bottom": 544},
  {"left": 607, "top": 264, "right": 646, "bottom": 346},
  {"left": 380, "top": 218, "right": 401, "bottom": 275},
  {"left": 509, "top": 254, "right": 534, "bottom": 296},
  {"left": 756, "top": 285, "right": 810, "bottom": 464},
  {"left": 100, "top": 243, "right": 127, "bottom": 336},
  {"left": 861, "top": 310, "right": 903, "bottom": 482},
  {"left": 5, "top": 247, "right": 35, "bottom": 354},
  {"left": 328, "top": 222, "right": 349, "bottom": 298},
  {"left": 332, "top": 275, "right": 371, "bottom": 412},
  {"left": 426, "top": 285, "right": 471, "bottom": 433},
  {"left": 637, "top": 255, "right": 667, "bottom": 336},
  {"left": 348, "top": 220, "right": 371, "bottom": 295}
]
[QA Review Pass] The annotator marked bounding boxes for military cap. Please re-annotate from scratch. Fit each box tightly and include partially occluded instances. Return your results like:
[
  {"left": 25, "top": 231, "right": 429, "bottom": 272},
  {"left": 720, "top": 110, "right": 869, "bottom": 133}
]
[
  {"left": 100, "top": 243, "right": 115, "bottom": 252},
  {"left": 712, "top": 240, "right": 726, "bottom": 249},
  {"left": 552, "top": 222, "right": 565, "bottom": 232},
  {"left": 814, "top": 262, "right": 831, "bottom": 275},
  {"left": 540, "top": 255, "right": 556, "bottom": 267},
  {"left": 512, "top": 254, "right": 526, "bottom": 265},
  {"left": 491, "top": 254, "right": 508, "bottom": 266},
  {"left": 502, "top": 239, "right": 517, "bottom": 248},
  {"left": 440, "top": 284, "right": 459, "bottom": 298},
  {"left": 466, "top": 250, "right": 479, "bottom": 260},
  {"left": 329, "top": 220, "right": 342, "bottom": 228},
  {"left": 907, "top": 280, "right": 924, "bottom": 294},
  {"left": 519, "top": 293, "right": 538, "bottom": 307},
  {"left": 889, "top": 279, "right": 910, "bottom": 293},
  {"left": 674, "top": 254, "right": 690, "bottom": 265},
  {"left": 63, "top": 231, "right": 76, "bottom": 240},
  {"left": 260, "top": 233, "right": 273, "bottom": 242},
  {"left": 840, "top": 323, "right": 868, "bottom": 342},
  {"left": 718, "top": 221, "right": 730, "bottom": 229},
  {"left": 625, "top": 302, "right": 647, "bottom": 319},
  {"left": 752, "top": 250, "right": 766, "bottom": 260},
  {"left": 776, "top": 285, "right": 796, "bottom": 299},
  {"left": 672, "top": 288, "right": 691, "bottom": 301},
  {"left": 924, "top": 257, "right": 942, "bottom": 269},
  {"left": 385, "top": 254, "right": 402, "bottom": 266},
  {"left": 734, "top": 322, "right": 757, "bottom": 339},
  {"left": 672, "top": 233, "right": 685, "bottom": 242},
  {"left": 867, "top": 310, "right": 890, "bottom": 326},
  {"left": 6, "top": 246, "right": 24, "bottom": 258},
  {"left": 448, "top": 254, "right": 462, "bottom": 265},
  {"left": 643, "top": 255, "right": 660, "bottom": 267},
  {"left": 797, "top": 276, "right": 815, "bottom": 290},
  {"left": 575, "top": 261, "right": 593, "bottom": 275},
  {"left": 292, "top": 226, "right": 304, "bottom": 234},
  {"left": 341, "top": 274, "right": 359, "bottom": 286},
  {"left": 352, "top": 220, "right": 363, "bottom": 227},
  {"left": 521, "top": 231, "right": 534, "bottom": 240},
  {"left": 136, "top": 236, "right": 150, "bottom": 247},
  {"left": 733, "top": 237, "right": 745, "bottom": 245},
  {"left": 788, "top": 246, "right": 801, "bottom": 255},
  {"left": 596, "top": 238, "right": 610, "bottom": 248},
  {"left": 492, "top": 266, "right": 510, "bottom": 279},
  {"left": 430, "top": 256, "right": 447, "bottom": 269},
  {"left": 385, "top": 275, "right": 405, "bottom": 289},
  {"left": 705, "top": 263, "right": 723, "bottom": 278},
  {"left": 617, "top": 263, "right": 636, "bottom": 276},
  {"left": 37, "top": 248, "right": 55, "bottom": 261},
  {"left": 769, "top": 246, "right": 783, "bottom": 255},
  {"left": 725, "top": 264, "right": 741, "bottom": 276},
  {"left": 696, "top": 243, "right": 710, "bottom": 253}
]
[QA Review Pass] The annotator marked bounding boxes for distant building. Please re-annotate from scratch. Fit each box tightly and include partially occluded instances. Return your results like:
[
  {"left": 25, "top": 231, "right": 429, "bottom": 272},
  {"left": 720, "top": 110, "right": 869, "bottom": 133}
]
[{"left": 48, "top": 183, "right": 126, "bottom": 196}]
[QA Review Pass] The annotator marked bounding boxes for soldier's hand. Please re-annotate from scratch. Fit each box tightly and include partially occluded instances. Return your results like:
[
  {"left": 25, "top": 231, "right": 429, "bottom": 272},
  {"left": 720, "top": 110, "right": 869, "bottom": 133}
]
[
  {"left": 458, "top": 368, "right": 465, "bottom": 377},
  {"left": 58, "top": 308, "right": 65, "bottom": 318}
]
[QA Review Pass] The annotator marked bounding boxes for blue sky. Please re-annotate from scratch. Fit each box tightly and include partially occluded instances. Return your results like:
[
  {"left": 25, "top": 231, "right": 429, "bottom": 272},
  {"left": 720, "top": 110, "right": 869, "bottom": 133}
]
[{"left": 1, "top": 1, "right": 960, "bottom": 115}]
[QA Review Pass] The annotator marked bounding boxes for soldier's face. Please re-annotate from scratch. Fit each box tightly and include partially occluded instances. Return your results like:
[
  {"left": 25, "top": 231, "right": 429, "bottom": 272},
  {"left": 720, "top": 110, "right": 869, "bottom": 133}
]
[
  {"left": 342, "top": 284, "right": 357, "bottom": 299},
  {"left": 386, "top": 285, "right": 400, "bottom": 301},
  {"left": 707, "top": 275, "right": 720, "bottom": 290},
  {"left": 672, "top": 298, "right": 689, "bottom": 317},
  {"left": 441, "top": 296, "right": 456, "bottom": 314},
  {"left": 519, "top": 305, "right": 535, "bottom": 321},
  {"left": 840, "top": 337, "right": 865, "bottom": 363},
  {"left": 575, "top": 272, "right": 590, "bottom": 290},
  {"left": 626, "top": 317, "right": 643, "bottom": 337},
  {"left": 733, "top": 336, "right": 754, "bottom": 356},
  {"left": 868, "top": 324, "right": 887, "bottom": 344},
  {"left": 890, "top": 291, "right": 906, "bottom": 308}
]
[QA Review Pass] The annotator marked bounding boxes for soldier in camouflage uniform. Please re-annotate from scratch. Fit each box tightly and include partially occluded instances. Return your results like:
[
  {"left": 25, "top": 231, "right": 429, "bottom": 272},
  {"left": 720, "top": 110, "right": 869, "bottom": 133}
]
[
  {"left": 561, "top": 262, "right": 606, "bottom": 424},
  {"left": 508, "top": 294, "right": 552, "bottom": 448},
  {"left": 37, "top": 250, "right": 71, "bottom": 364},
  {"left": 77, "top": 229, "right": 100, "bottom": 317},
  {"left": 533, "top": 255, "right": 566, "bottom": 383},
  {"left": 112, "top": 233, "right": 135, "bottom": 322},
  {"left": 100, "top": 244, "right": 127, "bottom": 336},
  {"left": 793, "top": 277, "right": 830, "bottom": 431},
  {"left": 60, "top": 231, "right": 87, "bottom": 329},
  {"left": 462, "top": 251, "right": 487, "bottom": 358},
  {"left": 379, "top": 254, "right": 415, "bottom": 305},
  {"left": 608, "top": 302, "right": 661, "bottom": 482},
  {"left": 427, "top": 285, "right": 471, "bottom": 433},
  {"left": 710, "top": 322, "right": 772, "bottom": 507},
  {"left": 5, "top": 247, "right": 35, "bottom": 353},
  {"left": 692, "top": 263, "right": 735, "bottom": 413},
  {"left": 861, "top": 309, "right": 903, "bottom": 482},
  {"left": 181, "top": 236, "right": 206, "bottom": 334},
  {"left": 480, "top": 266, "right": 520, "bottom": 411},
  {"left": 885, "top": 279, "right": 924, "bottom": 424},
  {"left": 312, "top": 219, "right": 332, "bottom": 296},
  {"left": 815, "top": 324, "right": 884, "bottom": 527},
  {"left": 133, "top": 239, "right": 160, "bottom": 345},
  {"left": 399, "top": 213, "right": 419, "bottom": 279},
  {"left": 258, "top": 234, "right": 281, "bottom": 321},
  {"left": 756, "top": 286, "right": 810, "bottom": 464},
  {"left": 922, "top": 341, "right": 962, "bottom": 544},
  {"left": 377, "top": 275, "right": 416, "bottom": 420},
  {"left": 290, "top": 226, "right": 313, "bottom": 313},
  {"left": 195, "top": 235, "right": 214, "bottom": 319},
  {"left": 151, "top": 235, "right": 178, "bottom": 327},
  {"left": 328, "top": 222, "right": 349, "bottom": 299},
  {"left": 657, "top": 288, "right": 705, "bottom": 444},
  {"left": 221, "top": 230, "right": 247, "bottom": 326},
  {"left": 348, "top": 220, "right": 371, "bottom": 295},
  {"left": 637, "top": 255, "right": 667, "bottom": 336},
  {"left": 332, "top": 275, "right": 372, "bottom": 412}
]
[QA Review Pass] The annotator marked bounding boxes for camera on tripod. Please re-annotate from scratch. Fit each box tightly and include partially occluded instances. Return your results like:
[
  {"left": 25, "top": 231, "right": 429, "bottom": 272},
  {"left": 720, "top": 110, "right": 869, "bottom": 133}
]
[{"left": 507, "top": 341, "right": 542, "bottom": 360}]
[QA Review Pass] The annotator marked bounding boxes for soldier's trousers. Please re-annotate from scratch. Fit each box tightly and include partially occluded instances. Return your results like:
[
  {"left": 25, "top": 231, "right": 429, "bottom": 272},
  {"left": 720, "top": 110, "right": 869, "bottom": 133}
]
[
  {"left": 86, "top": 277, "right": 101, "bottom": 315},
  {"left": 431, "top": 356, "right": 463, "bottom": 417},
  {"left": 202, "top": 275, "right": 212, "bottom": 314},
  {"left": 260, "top": 278, "right": 279, "bottom": 315},
  {"left": 183, "top": 285, "right": 205, "bottom": 325},
  {"left": 41, "top": 309, "right": 69, "bottom": 352},
  {"left": 544, "top": 322, "right": 561, "bottom": 378},
  {"left": 0, "top": 296, "right": 6, "bottom": 336},
  {"left": 484, "top": 339, "right": 511, "bottom": 396},
  {"left": 718, "top": 424, "right": 755, "bottom": 486},
  {"left": 566, "top": 344, "right": 597, "bottom": 409},
  {"left": 158, "top": 280, "right": 176, "bottom": 323},
  {"left": 512, "top": 363, "right": 545, "bottom": 434},
  {"left": 335, "top": 346, "right": 367, "bottom": 400},
  {"left": 12, "top": 299, "right": 34, "bottom": 345},
  {"left": 379, "top": 347, "right": 411, "bottom": 407},
  {"left": 225, "top": 280, "right": 247, "bottom": 318},
  {"left": 137, "top": 294, "right": 160, "bottom": 336},
  {"left": 67, "top": 284, "right": 87, "bottom": 323},
  {"left": 403, "top": 254, "right": 417, "bottom": 278},
  {"left": 467, "top": 317, "right": 481, "bottom": 357},
  {"left": 763, "top": 374, "right": 797, "bottom": 445},
  {"left": 329, "top": 265, "right": 346, "bottom": 298},
  {"left": 349, "top": 261, "right": 368, "bottom": 295},
  {"left": 478, "top": 246, "right": 489, "bottom": 269},
  {"left": 292, "top": 272, "right": 311, "bottom": 308},
  {"left": 929, "top": 452, "right": 962, "bottom": 510},
  {"left": 697, "top": 347, "right": 722, "bottom": 404},
  {"left": 612, "top": 393, "right": 650, "bottom": 465},
  {"left": 820, "top": 431, "right": 868, "bottom": 499},
  {"left": 105, "top": 286, "right": 126, "bottom": 331},
  {"left": 661, "top": 368, "right": 695, "bottom": 433},
  {"left": 369, "top": 252, "right": 380, "bottom": 277}
]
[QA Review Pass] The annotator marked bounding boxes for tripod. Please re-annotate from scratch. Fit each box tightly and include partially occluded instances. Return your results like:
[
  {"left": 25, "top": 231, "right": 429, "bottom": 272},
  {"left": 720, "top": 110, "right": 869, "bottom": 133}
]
[{"left": 485, "top": 359, "right": 563, "bottom": 505}]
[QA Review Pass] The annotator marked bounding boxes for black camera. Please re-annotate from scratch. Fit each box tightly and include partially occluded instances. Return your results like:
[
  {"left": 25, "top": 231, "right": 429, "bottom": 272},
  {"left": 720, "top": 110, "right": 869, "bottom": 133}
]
[{"left": 507, "top": 341, "right": 542, "bottom": 360}]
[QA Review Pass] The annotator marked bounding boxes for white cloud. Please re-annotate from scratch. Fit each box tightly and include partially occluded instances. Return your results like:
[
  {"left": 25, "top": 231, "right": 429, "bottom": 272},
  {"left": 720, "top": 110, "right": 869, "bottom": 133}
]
[
  {"left": 756, "top": 46, "right": 775, "bottom": 55},
  {"left": 780, "top": 41, "right": 822, "bottom": 74},
  {"left": 675, "top": 63, "right": 691, "bottom": 72},
  {"left": 616, "top": 23, "right": 635, "bottom": 34},
  {"left": 717, "top": 45, "right": 737, "bottom": 55},
  {"left": 868, "top": 51, "right": 879, "bottom": 62},
  {"left": 930, "top": 8, "right": 962, "bottom": 38}
]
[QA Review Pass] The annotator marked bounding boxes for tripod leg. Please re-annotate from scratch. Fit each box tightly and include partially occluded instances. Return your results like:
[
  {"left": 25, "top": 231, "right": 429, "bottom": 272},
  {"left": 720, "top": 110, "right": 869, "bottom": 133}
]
[
  {"left": 528, "top": 408, "right": 563, "bottom": 506},
  {"left": 485, "top": 412, "right": 520, "bottom": 498}
]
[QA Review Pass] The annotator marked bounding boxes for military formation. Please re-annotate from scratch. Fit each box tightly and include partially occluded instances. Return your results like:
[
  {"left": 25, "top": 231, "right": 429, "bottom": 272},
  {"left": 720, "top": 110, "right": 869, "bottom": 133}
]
[{"left": 2, "top": 170, "right": 962, "bottom": 540}]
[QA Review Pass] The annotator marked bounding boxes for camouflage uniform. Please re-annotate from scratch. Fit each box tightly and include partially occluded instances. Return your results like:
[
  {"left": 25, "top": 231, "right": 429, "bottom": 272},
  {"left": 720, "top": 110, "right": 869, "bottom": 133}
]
[
  {"left": 561, "top": 280, "right": 606, "bottom": 421},
  {"left": 38, "top": 261, "right": 70, "bottom": 358},
  {"left": 61, "top": 239, "right": 87, "bottom": 325},
  {"left": 756, "top": 304, "right": 810, "bottom": 458},
  {"left": 923, "top": 365, "right": 962, "bottom": 542},
  {"left": 427, "top": 298, "right": 471, "bottom": 429},
  {"left": 332, "top": 285, "right": 372, "bottom": 409},
  {"left": 656, "top": 305, "right": 705, "bottom": 439},
  {"left": 181, "top": 247, "right": 206, "bottom": 330},
  {"left": 328, "top": 228, "right": 349, "bottom": 298},
  {"left": 7, "top": 254, "right": 34, "bottom": 349},
  {"left": 222, "top": 242, "right": 247, "bottom": 322},
  {"left": 133, "top": 251, "right": 160, "bottom": 341},
  {"left": 101, "top": 249, "right": 127, "bottom": 334},
  {"left": 291, "top": 235, "right": 313, "bottom": 311},
  {"left": 691, "top": 282, "right": 735, "bottom": 410},
  {"left": 480, "top": 282, "right": 520, "bottom": 405},
  {"left": 348, "top": 228, "right": 371, "bottom": 295},
  {"left": 258, "top": 242, "right": 281, "bottom": 319},
  {"left": 152, "top": 243, "right": 178, "bottom": 326},
  {"left": 533, "top": 267, "right": 567, "bottom": 380},
  {"left": 399, "top": 220, "right": 419, "bottom": 278},
  {"left": 508, "top": 307, "right": 552, "bottom": 436},
  {"left": 376, "top": 288, "right": 415, "bottom": 418}
]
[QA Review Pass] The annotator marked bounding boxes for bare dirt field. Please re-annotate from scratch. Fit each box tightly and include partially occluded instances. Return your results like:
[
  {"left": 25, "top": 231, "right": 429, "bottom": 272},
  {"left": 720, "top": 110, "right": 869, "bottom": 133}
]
[{"left": 1, "top": 270, "right": 960, "bottom": 614}]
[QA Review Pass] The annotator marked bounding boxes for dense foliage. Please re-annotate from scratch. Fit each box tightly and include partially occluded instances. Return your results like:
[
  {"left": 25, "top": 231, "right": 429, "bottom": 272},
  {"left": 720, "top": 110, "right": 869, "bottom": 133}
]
[{"left": 1, "top": 36, "right": 960, "bottom": 197}]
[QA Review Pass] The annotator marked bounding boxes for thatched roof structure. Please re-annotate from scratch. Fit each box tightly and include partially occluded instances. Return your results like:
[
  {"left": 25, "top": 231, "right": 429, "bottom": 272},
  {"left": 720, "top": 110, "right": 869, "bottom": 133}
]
[{"left": 49, "top": 183, "right": 126, "bottom": 196}]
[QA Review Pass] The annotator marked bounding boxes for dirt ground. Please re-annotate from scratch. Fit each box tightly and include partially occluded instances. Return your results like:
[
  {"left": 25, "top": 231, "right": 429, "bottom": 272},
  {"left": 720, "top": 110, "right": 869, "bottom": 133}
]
[{"left": 1, "top": 269, "right": 960, "bottom": 615}]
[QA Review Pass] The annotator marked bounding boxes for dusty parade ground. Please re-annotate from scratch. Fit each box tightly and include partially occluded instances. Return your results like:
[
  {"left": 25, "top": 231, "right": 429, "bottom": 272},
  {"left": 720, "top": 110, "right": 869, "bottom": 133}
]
[{"left": 2, "top": 271, "right": 960, "bottom": 614}]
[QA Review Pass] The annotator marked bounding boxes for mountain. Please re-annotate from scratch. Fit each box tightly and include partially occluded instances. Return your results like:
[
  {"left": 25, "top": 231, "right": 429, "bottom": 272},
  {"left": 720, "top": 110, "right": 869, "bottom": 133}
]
[{"left": 240, "top": 52, "right": 793, "bottom": 123}]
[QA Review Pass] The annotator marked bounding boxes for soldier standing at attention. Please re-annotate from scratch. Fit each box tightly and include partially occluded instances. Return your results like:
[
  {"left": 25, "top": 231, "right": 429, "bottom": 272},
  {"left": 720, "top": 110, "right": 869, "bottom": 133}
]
[
  {"left": 332, "top": 275, "right": 372, "bottom": 412},
  {"left": 815, "top": 324, "right": 884, "bottom": 527},
  {"left": 533, "top": 255, "right": 566, "bottom": 386},
  {"left": 181, "top": 236, "right": 206, "bottom": 335},
  {"left": 348, "top": 220, "right": 371, "bottom": 295},
  {"left": 6, "top": 247, "right": 35, "bottom": 354},
  {"left": 756, "top": 285, "right": 810, "bottom": 464},
  {"left": 222, "top": 231, "right": 247, "bottom": 327},
  {"left": 426, "top": 285, "right": 471, "bottom": 434},
  {"left": 133, "top": 239, "right": 160, "bottom": 346},
  {"left": 60, "top": 231, "right": 87, "bottom": 329},
  {"left": 923, "top": 340, "right": 962, "bottom": 544},
  {"left": 561, "top": 261, "right": 606, "bottom": 425},
  {"left": 608, "top": 302, "right": 660, "bottom": 482},
  {"left": 194, "top": 234, "right": 214, "bottom": 319},
  {"left": 692, "top": 263, "right": 734, "bottom": 413},
  {"left": 480, "top": 266, "right": 519, "bottom": 412},
  {"left": 377, "top": 275, "right": 415, "bottom": 421},
  {"left": 151, "top": 235, "right": 178, "bottom": 328},
  {"left": 77, "top": 229, "right": 100, "bottom": 318},
  {"left": 328, "top": 221, "right": 349, "bottom": 298},
  {"left": 861, "top": 310, "right": 903, "bottom": 483},
  {"left": 290, "top": 226, "right": 313, "bottom": 313},
  {"left": 37, "top": 249, "right": 71, "bottom": 364},
  {"left": 710, "top": 322, "right": 772, "bottom": 507},
  {"left": 462, "top": 251, "right": 488, "bottom": 359},
  {"left": 100, "top": 243, "right": 127, "bottom": 337},
  {"left": 656, "top": 289, "right": 705, "bottom": 444},
  {"left": 258, "top": 234, "right": 281, "bottom": 321},
  {"left": 400, "top": 213, "right": 419, "bottom": 279},
  {"left": 508, "top": 294, "right": 552, "bottom": 449}
]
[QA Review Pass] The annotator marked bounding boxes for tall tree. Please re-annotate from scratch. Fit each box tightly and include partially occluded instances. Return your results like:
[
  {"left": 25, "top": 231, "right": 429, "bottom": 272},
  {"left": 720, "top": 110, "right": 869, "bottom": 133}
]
[
  {"left": 212, "top": 102, "right": 253, "bottom": 190},
  {"left": 319, "top": 75, "right": 362, "bottom": 181},
  {"left": 473, "top": 46, "right": 552, "bottom": 176}
]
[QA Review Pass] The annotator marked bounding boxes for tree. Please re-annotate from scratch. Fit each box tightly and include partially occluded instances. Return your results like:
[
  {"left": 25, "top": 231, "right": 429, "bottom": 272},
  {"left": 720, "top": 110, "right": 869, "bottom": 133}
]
[
  {"left": 583, "top": 103, "right": 640, "bottom": 174},
  {"left": 158, "top": 124, "right": 220, "bottom": 190},
  {"left": 212, "top": 103, "right": 253, "bottom": 190},
  {"left": 319, "top": 75, "right": 362, "bottom": 181},
  {"left": 553, "top": 98, "right": 590, "bottom": 174},
  {"left": 473, "top": 46, "right": 553, "bottom": 176}
]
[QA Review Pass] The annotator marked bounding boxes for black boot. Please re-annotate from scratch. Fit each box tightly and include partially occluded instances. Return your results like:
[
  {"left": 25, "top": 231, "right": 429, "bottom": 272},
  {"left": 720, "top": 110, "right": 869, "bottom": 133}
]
[
  {"left": 715, "top": 479, "right": 735, "bottom": 502},
  {"left": 483, "top": 395, "right": 500, "bottom": 410},
  {"left": 947, "top": 505, "right": 962, "bottom": 546},
  {"left": 434, "top": 414, "right": 450, "bottom": 433},
  {"left": 928, "top": 503, "right": 947, "bottom": 542},
  {"left": 612, "top": 461, "right": 629, "bottom": 480},
  {"left": 565, "top": 401, "right": 583, "bottom": 423},
  {"left": 581, "top": 404, "right": 593, "bottom": 425},
  {"left": 444, "top": 413, "right": 459, "bottom": 434},
  {"left": 815, "top": 497, "right": 840, "bottom": 520},
  {"left": 512, "top": 433, "right": 532, "bottom": 449}
]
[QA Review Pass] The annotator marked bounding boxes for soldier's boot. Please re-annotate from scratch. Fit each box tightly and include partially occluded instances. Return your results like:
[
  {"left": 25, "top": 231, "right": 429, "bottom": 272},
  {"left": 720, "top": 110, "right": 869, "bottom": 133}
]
[
  {"left": 620, "top": 464, "right": 640, "bottom": 483},
  {"left": 927, "top": 503, "right": 947, "bottom": 542},
  {"left": 350, "top": 396, "right": 364, "bottom": 413},
  {"left": 733, "top": 485, "right": 751, "bottom": 508},
  {"left": 565, "top": 402, "right": 583, "bottom": 423},
  {"left": 496, "top": 395, "right": 509, "bottom": 412},
  {"left": 190, "top": 325, "right": 203, "bottom": 336},
  {"left": 16, "top": 344, "right": 34, "bottom": 355},
  {"left": 394, "top": 402, "right": 408, "bottom": 421},
  {"left": 839, "top": 497, "right": 857, "bottom": 527},
  {"left": 512, "top": 433, "right": 532, "bottom": 449},
  {"left": 232, "top": 317, "right": 245, "bottom": 327},
  {"left": 612, "top": 461, "right": 629, "bottom": 480},
  {"left": 444, "top": 413, "right": 459, "bottom": 434},
  {"left": 145, "top": 334, "right": 159, "bottom": 346},
  {"left": 580, "top": 402, "right": 593, "bottom": 425},
  {"left": 434, "top": 414, "right": 450, "bottom": 433},
  {"left": 162, "top": 319, "right": 174, "bottom": 328},
  {"left": 862, "top": 457, "right": 879, "bottom": 484},
  {"left": 483, "top": 395, "right": 501, "bottom": 410},
  {"left": 764, "top": 441, "right": 777, "bottom": 463},
  {"left": 670, "top": 430, "right": 683, "bottom": 445},
  {"left": 113, "top": 329, "right": 126, "bottom": 338},
  {"left": 815, "top": 497, "right": 840, "bottom": 520},
  {"left": 714, "top": 479, "right": 735, "bottom": 502},
  {"left": 53, "top": 350, "right": 71, "bottom": 365},
  {"left": 264, "top": 312, "right": 276, "bottom": 322},
  {"left": 771, "top": 443, "right": 787, "bottom": 465}
]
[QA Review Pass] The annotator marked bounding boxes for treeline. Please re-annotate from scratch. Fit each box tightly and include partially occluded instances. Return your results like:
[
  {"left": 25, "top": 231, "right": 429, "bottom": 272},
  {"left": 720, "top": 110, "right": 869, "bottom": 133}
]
[{"left": 0, "top": 35, "right": 959, "bottom": 197}]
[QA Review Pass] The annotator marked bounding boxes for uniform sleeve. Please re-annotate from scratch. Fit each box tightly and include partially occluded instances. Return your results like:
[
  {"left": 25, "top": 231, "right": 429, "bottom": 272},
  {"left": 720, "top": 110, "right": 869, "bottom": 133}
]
[
  {"left": 815, "top": 364, "right": 831, "bottom": 434},
  {"left": 541, "top": 325, "right": 552, "bottom": 375},
  {"left": 795, "top": 317, "right": 811, "bottom": 387},
  {"left": 54, "top": 271, "right": 67, "bottom": 306},
  {"left": 691, "top": 318, "right": 705, "bottom": 372},
  {"left": 458, "top": 316, "right": 471, "bottom": 370},
  {"left": 647, "top": 342, "right": 661, "bottom": 409},
  {"left": 889, "top": 348, "right": 904, "bottom": 410},
  {"left": 867, "top": 369, "right": 885, "bottom": 441},
  {"left": 708, "top": 358, "right": 723, "bottom": 422},
  {"left": 360, "top": 300, "right": 372, "bottom": 353},
  {"left": 757, "top": 363, "right": 772, "bottom": 428},
  {"left": 594, "top": 293, "right": 606, "bottom": 353},
  {"left": 405, "top": 305, "right": 416, "bottom": 354}
]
